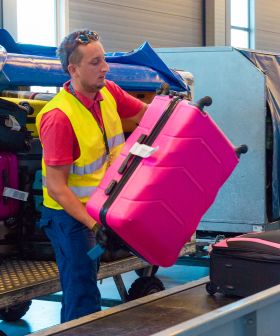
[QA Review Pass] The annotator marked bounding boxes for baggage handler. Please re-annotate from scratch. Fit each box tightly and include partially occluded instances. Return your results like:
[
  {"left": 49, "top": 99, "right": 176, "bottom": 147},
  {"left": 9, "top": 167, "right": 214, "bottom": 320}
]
[{"left": 36, "top": 29, "right": 148, "bottom": 323}]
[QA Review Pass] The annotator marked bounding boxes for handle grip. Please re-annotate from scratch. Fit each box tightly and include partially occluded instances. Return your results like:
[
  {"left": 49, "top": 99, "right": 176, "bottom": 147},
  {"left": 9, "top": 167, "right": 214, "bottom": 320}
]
[
  {"left": 118, "top": 134, "right": 147, "bottom": 175},
  {"left": 156, "top": 82, "right": 171, "bottom": 96}
]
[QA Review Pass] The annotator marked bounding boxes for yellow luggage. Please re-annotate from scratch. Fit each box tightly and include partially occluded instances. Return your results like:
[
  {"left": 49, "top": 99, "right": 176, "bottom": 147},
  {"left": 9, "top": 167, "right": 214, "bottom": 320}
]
[{"left": 1, "top": 98, "right": 48, "bottom": 137}]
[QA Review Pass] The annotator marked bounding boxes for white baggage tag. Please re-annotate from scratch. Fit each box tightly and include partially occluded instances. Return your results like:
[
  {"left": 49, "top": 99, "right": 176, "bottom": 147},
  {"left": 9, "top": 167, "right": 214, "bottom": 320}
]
[
  {"left": 207, "top": 244, "right": 213, "bottom": 253},
  {"left": 5, "top": 115, "right": 21, "bottom": 131},
  {"left": 3, "top": 187, "right": 28, "bottom": 201},
  {"left": 129, "top": 143, "right": 159, "bottom": 158}
]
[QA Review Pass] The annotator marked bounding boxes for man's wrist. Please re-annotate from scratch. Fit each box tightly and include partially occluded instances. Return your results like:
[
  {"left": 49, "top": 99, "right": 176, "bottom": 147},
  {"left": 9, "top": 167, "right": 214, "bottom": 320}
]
[{"left": 91, "top": 222, "right": 101, "bottom": 234}]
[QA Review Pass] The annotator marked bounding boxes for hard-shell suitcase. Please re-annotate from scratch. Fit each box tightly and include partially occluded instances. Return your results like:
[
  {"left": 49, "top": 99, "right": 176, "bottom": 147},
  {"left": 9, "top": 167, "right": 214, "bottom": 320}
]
[
  {"left": 0, "top": 152, "right": 19, "bottom": 219},
  {"left": 17, "top": 138, "right": 42, "bottom": 175},
  {"left": 207, "top": 230, "right": 280, "bottom": 297},
  {"left": 0, "top": 98, "right": 32, "bottom": 152},
  {"left": 1, "top": 98, "right": 48, "bottom": 137},
  {"left": 87, "top": 91, "right": 245, "bottom": 267}
]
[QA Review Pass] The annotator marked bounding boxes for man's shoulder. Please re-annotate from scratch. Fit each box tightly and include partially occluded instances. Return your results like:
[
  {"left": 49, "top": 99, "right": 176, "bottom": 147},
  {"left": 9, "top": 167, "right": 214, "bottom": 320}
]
[{"left": 41, "top": 108, "right": 70, "bottom": 125}]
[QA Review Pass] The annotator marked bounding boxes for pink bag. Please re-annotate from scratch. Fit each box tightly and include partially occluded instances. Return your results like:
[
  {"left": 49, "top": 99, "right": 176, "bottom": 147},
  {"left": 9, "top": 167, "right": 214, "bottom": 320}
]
[
  {"left": 87, "top": 93, "right": 245, "bottom": 267},
  {"left": 0, "top": 152, "right": 19, "bottom": 219}
]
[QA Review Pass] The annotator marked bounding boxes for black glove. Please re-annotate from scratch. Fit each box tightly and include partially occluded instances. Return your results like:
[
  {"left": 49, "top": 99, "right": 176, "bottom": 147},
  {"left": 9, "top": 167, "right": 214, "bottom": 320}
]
[{"left": 92, "top": 223, "right": 121, "bottom": 252}]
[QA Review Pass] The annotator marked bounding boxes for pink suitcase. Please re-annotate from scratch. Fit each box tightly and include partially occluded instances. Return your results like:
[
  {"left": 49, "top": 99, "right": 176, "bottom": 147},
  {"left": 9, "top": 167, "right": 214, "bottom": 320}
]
[
  {"left": 87, "top": 92, "right": 246, "bottom": 267},
  {"left": 0, "top": 152, "right": 19, "bottom": 219}
]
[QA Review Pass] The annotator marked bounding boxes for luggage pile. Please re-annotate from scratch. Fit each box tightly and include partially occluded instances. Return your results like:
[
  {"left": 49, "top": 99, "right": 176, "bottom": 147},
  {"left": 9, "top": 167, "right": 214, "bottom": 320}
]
[{"left": 0, "top": 95, "right": 55, "bottom": 261}]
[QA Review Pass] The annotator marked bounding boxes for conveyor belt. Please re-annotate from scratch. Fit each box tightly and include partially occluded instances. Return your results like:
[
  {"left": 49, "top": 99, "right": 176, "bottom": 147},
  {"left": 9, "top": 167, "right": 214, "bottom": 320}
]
[{"left": 32, "top": 277, "right": 241, "bottom": 336}]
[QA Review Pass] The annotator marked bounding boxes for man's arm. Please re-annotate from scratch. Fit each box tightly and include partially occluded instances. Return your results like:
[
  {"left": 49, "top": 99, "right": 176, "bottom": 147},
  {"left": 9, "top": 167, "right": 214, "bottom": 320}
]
[
  {"left": 45, "top": 164, "right": 95, "bottom": 229},
  {"left": 121, "top": 103, "right": 149, "bottom": 132}
]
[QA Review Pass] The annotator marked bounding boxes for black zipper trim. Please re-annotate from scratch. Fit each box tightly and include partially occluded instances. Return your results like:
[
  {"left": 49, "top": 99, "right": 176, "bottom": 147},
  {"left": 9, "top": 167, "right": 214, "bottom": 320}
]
[
  {"left": 213, "top": 247, "right": 280, "bottom": 257},
  {"left": 99, "top": 96, "right": 182, "bottom": 261}
]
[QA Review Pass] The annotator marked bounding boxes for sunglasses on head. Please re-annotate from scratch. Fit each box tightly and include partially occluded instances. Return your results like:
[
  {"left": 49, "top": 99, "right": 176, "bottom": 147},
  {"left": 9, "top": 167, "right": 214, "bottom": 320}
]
[{"left": 67, "top": 31, "right": 99, "bottom": 66}]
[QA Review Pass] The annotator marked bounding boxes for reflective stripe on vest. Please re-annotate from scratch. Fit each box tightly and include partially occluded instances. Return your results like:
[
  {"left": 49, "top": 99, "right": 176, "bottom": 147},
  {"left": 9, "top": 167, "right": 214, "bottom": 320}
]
[
  {"left": 70, "top": 133, "right": 125, "bottom": 176},
  {"left": 68, "top": 185, "right": 98, "bottom": 198},
  {"left": 42, "top": 175, "right": 98, "bottom": 198}
]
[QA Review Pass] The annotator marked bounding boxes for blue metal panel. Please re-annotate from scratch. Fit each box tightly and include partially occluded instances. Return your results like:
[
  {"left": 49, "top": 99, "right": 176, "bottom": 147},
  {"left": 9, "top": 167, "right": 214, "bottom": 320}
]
[{"left": 156, "top": 47, "right": 266, "bottom": 232}]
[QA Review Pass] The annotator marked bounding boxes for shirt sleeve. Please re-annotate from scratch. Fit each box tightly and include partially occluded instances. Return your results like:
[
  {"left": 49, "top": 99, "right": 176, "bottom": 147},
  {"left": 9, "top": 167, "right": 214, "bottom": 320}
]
[
  {"left": 105, "top": 80, "right": 143, "bottom": 118},
  {"left": 39, "top": 109, "right": 78, "bottom": 166}
]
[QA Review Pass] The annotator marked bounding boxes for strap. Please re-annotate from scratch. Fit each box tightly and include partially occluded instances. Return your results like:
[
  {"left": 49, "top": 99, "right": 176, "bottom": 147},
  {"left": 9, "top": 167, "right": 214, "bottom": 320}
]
[{"left": 5, "top": 115, "right": 21, "bottom": 131}]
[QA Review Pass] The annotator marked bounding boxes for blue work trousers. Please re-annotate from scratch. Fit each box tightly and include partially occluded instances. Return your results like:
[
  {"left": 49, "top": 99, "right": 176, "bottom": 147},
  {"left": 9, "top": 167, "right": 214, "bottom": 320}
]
[{"left": 39, "top": 206, "right": 101, "bottom": 323}]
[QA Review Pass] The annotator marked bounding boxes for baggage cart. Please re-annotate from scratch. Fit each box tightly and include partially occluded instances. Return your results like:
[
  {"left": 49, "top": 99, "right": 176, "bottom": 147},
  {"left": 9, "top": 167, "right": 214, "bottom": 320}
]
[{"left": 0, "top": 238, "right": 195, "bottom": 322}]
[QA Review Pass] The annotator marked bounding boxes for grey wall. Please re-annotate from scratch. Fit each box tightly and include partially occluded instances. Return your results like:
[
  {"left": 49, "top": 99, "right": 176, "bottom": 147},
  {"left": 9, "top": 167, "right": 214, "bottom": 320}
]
[
  {"left": 255, "top": 0, "right": 280, "bottom": 53},
  {"left": 205, "top": 0, "right": 226, "bottom": 46},
  {"left": 69, "top": 0, "right": 204, "bottom": 52}
]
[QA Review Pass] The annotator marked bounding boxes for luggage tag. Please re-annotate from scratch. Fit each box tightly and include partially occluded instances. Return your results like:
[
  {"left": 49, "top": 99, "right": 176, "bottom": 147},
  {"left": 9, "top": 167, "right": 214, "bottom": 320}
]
[
  {"left": 3, "top": 187, "right": 29, "bottom": 201},
  {"left": 5, "top": 115, "right": 21, "bottom": 131},
  {"left": 129, "top": 143, "right": 159, "bottom": 158},
  {"left": 87, "top": 244, "right": 105, "bottom": 260}
]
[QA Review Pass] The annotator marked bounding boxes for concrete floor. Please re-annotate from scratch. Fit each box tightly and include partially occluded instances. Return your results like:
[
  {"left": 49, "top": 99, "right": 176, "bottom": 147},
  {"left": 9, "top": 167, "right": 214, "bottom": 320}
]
[{"left": 0, "top": 264, "right": 209, "bottom": 336}]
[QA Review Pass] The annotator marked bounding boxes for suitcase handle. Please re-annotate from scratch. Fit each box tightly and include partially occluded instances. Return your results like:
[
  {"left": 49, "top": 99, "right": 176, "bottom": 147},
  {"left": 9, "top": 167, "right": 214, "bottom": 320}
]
[
  {"left": 118, "top": 134, "right": 147, "bottom": 174},
  {"left": 2, "top": 169, "right": 9, "bottom": 205}
]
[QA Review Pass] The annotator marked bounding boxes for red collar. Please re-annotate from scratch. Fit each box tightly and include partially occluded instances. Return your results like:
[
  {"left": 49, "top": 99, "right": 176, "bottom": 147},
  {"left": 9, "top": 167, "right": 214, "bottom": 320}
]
[{"left": 63, "top": 80, "right": 104, "bottom": 109}]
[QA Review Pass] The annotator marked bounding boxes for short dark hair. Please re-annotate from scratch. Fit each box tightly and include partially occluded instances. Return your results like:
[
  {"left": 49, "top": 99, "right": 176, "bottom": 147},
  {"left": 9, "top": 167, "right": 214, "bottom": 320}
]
[{"left": 56, "top": 28, "right": 93, "bottom": 74}]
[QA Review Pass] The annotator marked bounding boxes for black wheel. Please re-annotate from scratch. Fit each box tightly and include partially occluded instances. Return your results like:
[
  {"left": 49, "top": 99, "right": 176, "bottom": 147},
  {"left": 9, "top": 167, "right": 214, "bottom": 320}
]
[
  {"left": 206, "top": 281, "right": 217, "bottom": 295},
  {"left": 128, "top": 276, "right": 165, "bottom": 301},
  {"left": 19, "top": 102, "right": 34, "bottom": 115},
  {"left": 135, "top": 265, "right": 159, "bottom": 277},
  {"left": 0, "top": 330, "right": 7, "bottom": 336},
  {"left": 4, "top": 216, "right": 19, "bottom": 229},
  {"left": 22, "top": 141, "right": 32, "bottom": 153},
  {"left": 0, "top": 301, "right": 32, "bottom": 322}
]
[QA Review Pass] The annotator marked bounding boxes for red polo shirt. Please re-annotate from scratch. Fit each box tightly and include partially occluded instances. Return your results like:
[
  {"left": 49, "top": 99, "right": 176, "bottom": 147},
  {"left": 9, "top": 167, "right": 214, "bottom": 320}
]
[{"left": 40, "top": 80, "right": 143, "bottom": 166}]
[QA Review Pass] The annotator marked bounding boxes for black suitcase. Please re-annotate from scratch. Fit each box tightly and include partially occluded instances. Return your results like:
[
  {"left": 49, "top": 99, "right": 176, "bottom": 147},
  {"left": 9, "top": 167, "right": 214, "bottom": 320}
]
[
  {"left": 206, "top": 231, "right": 280, "bottom": 297},
  {"left": 17, "top": 138, "right": 42, "bottom": 175},
  {"left": 0, "top": 98, "right": 34, "bottom": 152},
  {"left": 20, "top": 230, "right": 56, "bottom": 261}
]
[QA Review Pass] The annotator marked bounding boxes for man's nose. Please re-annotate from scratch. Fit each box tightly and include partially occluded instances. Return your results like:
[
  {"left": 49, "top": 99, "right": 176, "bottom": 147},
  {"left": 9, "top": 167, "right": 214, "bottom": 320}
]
[{"left": 101, "top": 60, "right": 110, "bottom": 73}]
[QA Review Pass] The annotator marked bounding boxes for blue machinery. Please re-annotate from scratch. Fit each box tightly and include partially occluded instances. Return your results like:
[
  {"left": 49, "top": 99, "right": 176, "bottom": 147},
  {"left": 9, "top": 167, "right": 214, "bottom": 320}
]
[{"left": 157, "top": 46, "right": 280, "bottom": 235}]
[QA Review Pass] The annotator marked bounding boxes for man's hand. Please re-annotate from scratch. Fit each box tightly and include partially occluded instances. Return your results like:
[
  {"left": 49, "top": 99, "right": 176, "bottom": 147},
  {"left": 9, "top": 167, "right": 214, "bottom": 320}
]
[{"left": 93, "top": 223, "right": 122, "bottom": 251}]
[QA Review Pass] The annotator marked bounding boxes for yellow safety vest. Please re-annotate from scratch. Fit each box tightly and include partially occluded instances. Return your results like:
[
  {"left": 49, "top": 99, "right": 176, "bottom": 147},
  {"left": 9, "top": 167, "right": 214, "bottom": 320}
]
[{"left": 36, "top": 87, "right": 125, "bottom": 210}]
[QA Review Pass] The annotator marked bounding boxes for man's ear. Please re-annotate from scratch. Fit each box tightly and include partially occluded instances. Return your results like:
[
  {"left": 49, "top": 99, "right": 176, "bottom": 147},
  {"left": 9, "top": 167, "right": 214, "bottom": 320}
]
[{"left": 68, "top": 64, "right": 78, "bottom": 78}]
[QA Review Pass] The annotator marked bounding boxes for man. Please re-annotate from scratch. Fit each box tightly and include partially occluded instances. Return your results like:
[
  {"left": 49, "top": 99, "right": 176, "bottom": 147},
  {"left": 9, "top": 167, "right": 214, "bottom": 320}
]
[{"left": 36, "top": 29, "right": 148, "bottom": 323}]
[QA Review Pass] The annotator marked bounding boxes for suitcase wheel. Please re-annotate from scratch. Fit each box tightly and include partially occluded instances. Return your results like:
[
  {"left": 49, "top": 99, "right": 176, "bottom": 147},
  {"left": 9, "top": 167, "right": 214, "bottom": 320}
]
[
  {"left": 235, "top": 144, "right": 248, "bottom": 158},
  {"left": 206, "top": 281, "right": 217, "bottom": 295},
  {"left": 4, "top": 216, "right": 19, "bottom": 229},
  {"left": 0, "top": 300, "right": 32, "bottom": 322},
  {"left": 127, "top": 276, "right": 165, "bottom": 301},
  {"left": 19, "top": 102, "right": 34, "bottom": 115}
]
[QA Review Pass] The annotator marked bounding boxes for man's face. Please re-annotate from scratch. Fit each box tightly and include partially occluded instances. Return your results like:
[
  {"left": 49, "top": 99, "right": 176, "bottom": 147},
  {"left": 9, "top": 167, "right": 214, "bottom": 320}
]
[{"left": 74, "top": 41, "right": 110, "bottom": 92}]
